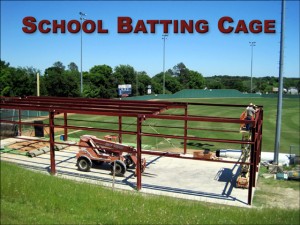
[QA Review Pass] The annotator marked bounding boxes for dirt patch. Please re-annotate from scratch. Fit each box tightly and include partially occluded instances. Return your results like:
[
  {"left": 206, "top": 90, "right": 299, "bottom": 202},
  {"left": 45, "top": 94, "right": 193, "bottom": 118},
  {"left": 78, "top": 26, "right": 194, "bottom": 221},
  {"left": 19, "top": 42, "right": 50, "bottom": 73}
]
[
  {"left": 21, "top": 127, "right": 65, "bottom": 137},
  {"left": 255, "top": 180, "right": 300, "bottom": 209},
  {"left": 7, "top": 141, "right": 49, "bottom": 153}
]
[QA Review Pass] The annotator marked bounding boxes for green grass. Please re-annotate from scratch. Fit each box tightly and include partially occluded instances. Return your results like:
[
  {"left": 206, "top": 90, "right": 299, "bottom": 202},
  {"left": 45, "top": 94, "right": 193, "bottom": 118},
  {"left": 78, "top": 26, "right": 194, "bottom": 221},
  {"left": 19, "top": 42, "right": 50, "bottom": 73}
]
[
  {"left": 51, "top": 97, "right": 299, "bottom": 153},
  {"left": 1, "top": 161, "right": 299, "bottom": 225}
]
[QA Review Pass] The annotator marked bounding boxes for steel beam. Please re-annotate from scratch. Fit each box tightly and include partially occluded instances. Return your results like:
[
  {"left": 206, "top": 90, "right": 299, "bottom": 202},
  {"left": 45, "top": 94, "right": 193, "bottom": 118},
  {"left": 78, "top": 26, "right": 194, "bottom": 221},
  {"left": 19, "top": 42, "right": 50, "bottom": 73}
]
[
  {"left": 64, "top": 113, "right": 68, "bottom": 141},
  {"left": 118, "top": 116, "right": 122, "bottom": 143},
  {"left": 49, "top": 111, "right": 56, "bottom": 175},
  {"left": 184, "top": 106, "right": 188, "bottom": 154},
  {"left": 18, "top": 109, "right": 22, "bottom": 136},
  {"left": 136, "top": 115, "right": 143, "bottom": 190}
]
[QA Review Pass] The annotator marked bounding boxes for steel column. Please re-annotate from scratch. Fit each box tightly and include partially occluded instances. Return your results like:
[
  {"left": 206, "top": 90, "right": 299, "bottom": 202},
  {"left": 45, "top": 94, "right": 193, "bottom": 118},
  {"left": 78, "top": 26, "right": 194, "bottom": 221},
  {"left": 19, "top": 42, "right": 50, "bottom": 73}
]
[
  {"left": 49, "top": 111, "right": 56, "bottom": 175},
  {"left": 136, "top": 115, "right": 142, "bottom": 190},
  {"left": 64, "top": 112, "right": 68, "bottom": 141},
  {"left": 247, "top": 127, "right": 256, "bottom": 205},
  {"left": 18, "top": 109, "right": 22, "bottom": 135},
  {"left": 184, "top": 106, "right": 188, "bottom": 154},
  {"left": 258, "top": 110, "right": 263, "bottom": 165},
  {"left": 119, "top": 116, "right": 122, "bottom": 143}
]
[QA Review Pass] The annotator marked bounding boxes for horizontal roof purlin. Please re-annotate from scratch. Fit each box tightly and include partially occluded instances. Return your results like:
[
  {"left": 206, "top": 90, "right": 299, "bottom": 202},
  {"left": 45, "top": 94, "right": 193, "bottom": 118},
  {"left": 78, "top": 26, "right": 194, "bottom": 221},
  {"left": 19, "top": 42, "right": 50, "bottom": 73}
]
[{"left": 0, "top": 96, "right": 187, "bottom": 116}]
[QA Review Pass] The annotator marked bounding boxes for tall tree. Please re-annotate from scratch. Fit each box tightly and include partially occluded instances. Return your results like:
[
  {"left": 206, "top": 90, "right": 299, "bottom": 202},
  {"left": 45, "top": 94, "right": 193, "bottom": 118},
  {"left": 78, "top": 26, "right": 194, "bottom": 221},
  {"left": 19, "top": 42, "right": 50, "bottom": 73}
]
[
  {"left": 1, "top": 60, "right": 10, "bottom": 69},
  {"left": 172, "top": 62, "right": 189, "bottom": 85},
  {"left": 44, "top": 66, "right": 79, "bottom": 97},
  {"left": 186, "top": 70, "right": 205, "bottom": 89},
  {"left": 0, "top": 63, "right": 39, "bottom": 97},
  {"left": 84, "top": 65, "right": 116, "bottom": 98},
  {"left": 68, "top": 62, "right": 78, "bottom": 72},
  {"left": 136, "top": 71, "right": 151, "bottom": 96},
  {"left": 53, "top": 61, "right": 65, "bottom": 71},
  {"left": 114, "top": 65, "right": 136, "bottom": 85}
]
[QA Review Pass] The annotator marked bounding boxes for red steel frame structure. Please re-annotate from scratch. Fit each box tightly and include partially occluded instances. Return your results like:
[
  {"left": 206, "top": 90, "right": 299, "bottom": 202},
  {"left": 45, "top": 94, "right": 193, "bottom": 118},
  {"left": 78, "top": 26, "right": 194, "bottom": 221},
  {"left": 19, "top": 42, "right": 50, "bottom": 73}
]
[{"left": 0, "top": 96, "right": 263, "bottom": 205}]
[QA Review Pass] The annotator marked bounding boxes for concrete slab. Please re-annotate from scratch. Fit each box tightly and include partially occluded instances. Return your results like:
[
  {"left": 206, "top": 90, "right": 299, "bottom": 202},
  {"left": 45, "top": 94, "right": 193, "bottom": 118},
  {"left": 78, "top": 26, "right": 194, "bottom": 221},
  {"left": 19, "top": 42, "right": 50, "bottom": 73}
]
[{"left": 0, "top": 144, "right": 254, "bottom": 208}]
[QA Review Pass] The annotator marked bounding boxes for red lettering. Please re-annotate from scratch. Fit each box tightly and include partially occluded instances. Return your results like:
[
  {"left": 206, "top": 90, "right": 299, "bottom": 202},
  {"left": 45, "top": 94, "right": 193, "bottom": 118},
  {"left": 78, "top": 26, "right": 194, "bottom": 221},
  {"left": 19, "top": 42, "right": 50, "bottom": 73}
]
[
  {"left": 82, "top": 20, "right": 96, "bottom": 33},
  {"left": 180, "top": 20, "right": 194, "bottom": 33},
  {"left": 67, "top": 20, "right": 80, "bottom": 33},
  {"left": 174, "top": 20, "right": 178, "bottom": 33},
  {"left": 38, "top": 20, "right": 51, "bottom": 33},
  {"left": 53, "top": 20, "right": 66, "bottom": 33},
  {"left": 249, "top": 20, "right": 262, "bottom": 33},
  {"left": 160, "top": 20, "right": 172, "bottom": 33},
  {"left": 264, "top": 20, "right": 276, "bottom": 33},
  {"left": 134, "top": 20, "right": 147, "bottom": 33},
  {"left": 234, "top": 20, "right": 248, "bottom": 33},
  {"left": 22, "top": 16, "right": 37, "bottom": 33},
  {"left": 218, "top": 16, "right": 234, "bottom": 33},
  {"left": 118, "top": 17, "right": 133, "bottom": 33},
  {"left": 97, "top": 20, "right": 108, "bottom": 33},
  {"left": 146, "top": 20, "right": 159, "bottom": 33},
  {"left": 195, "top": 20, "right": 209, "bottom": 33}
]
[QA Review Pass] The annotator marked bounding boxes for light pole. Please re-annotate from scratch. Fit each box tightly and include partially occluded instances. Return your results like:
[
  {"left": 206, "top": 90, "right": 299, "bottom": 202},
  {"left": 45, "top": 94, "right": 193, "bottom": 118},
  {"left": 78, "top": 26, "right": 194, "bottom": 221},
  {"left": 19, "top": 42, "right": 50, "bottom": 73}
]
[
  {"left": 274, "top": 0, "right": 286, "bottom": 165},
  {"left": 249, "top": 41, "right": 256, "bottom": 93},
  {"left": 79, "top": 12, "right": 87, "bottom": 94},
  {"left": 162, "top": 34, "right": 168, "bottom": 95}
]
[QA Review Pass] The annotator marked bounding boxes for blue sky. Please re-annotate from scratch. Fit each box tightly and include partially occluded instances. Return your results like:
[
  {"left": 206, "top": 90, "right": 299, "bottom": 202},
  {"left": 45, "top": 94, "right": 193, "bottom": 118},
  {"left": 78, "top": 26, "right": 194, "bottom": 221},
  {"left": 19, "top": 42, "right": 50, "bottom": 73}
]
[{"left": 1, "top": 1, "right": 299, "bottom": 78}]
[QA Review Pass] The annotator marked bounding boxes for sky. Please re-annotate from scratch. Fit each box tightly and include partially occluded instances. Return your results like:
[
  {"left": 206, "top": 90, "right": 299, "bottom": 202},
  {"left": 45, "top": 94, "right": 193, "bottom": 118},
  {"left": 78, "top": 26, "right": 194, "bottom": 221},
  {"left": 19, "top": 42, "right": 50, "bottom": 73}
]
[{"left": 1, "top": 1, "right": 299, "bottom": 78}]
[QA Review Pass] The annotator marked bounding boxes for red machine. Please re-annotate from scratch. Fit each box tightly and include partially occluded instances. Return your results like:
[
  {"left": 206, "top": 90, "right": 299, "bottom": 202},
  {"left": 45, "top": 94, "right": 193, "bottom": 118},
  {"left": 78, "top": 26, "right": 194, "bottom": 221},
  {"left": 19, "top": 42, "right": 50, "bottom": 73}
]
[{"left": 76, "top": 135, "right": 146, "bottom": 176}]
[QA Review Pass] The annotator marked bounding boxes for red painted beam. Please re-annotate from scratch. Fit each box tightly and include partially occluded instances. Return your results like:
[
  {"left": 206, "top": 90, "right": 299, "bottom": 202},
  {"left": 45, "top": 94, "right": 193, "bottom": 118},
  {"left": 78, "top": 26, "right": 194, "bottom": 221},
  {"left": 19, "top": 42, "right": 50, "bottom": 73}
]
[
  {"left": 141, "top": 132, "right": 254, "bottom": 145},
  {"left": 49, "top": 111, "right": 56, "bottom": 175}
]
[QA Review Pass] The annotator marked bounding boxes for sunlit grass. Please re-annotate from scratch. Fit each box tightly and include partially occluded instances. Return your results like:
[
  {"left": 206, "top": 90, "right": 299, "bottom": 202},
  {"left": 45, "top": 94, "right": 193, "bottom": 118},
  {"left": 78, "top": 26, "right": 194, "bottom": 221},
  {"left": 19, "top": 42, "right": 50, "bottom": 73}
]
[{"left": 1, "top": 161, "right": 299, "bottom": 225}]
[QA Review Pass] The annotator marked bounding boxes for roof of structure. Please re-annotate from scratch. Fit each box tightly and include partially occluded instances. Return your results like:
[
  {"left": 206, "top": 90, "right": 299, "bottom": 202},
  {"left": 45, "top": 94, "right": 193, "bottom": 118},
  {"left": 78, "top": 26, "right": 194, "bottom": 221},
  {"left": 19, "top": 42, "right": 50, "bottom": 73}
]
[{"left": 0, "top": 96, "right": 187, "bottom": 117}]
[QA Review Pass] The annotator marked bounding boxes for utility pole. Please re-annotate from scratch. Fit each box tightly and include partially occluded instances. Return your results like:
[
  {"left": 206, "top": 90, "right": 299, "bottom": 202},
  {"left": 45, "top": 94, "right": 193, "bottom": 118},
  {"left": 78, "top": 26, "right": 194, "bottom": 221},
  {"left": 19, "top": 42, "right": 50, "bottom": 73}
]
[
  {"left": 162, "top": 34, "right": 168, "bottom": 95},
  {"left": 79, "top": 12, "right": 87, "bottom": 95},
  {"left": 249, "top": 41, "right": 256, "bottom": 93},
  {"left": 274, "top": 0, "right": 286, "bottom": 165}
]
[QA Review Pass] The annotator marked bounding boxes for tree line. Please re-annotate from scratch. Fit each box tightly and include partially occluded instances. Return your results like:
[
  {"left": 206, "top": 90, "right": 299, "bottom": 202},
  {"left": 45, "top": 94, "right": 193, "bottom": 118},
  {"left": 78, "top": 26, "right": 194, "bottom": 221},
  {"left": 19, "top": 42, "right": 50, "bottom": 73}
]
[{"left": 1, "top": 60, "right": 299, "bottom": 98}]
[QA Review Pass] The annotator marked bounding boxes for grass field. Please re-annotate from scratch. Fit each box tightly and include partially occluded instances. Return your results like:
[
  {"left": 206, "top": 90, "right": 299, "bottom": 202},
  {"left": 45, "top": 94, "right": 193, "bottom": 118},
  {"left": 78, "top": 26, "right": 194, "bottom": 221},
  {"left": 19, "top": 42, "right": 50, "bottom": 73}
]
[
  {"left": 51, "top": 97, "right": 299, "bottom": 154},
  {"left": 1, "top": 161, "right": 299, "bottom": 225},
  {"left": 2, "top": 97, "right": 299, "bottom": 224}
]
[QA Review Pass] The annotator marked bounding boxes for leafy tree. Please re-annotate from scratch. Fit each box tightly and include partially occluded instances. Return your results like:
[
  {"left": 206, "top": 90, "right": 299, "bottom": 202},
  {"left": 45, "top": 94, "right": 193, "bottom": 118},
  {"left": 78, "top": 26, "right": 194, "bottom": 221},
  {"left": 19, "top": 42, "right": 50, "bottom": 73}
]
[
  {"left": 151, "top": 72, "right": 164, "bottom": 94},
  {"left": 68, "top": 62, "right": 78, "bottom": 72},
  {"left": 44, "top": 66, "right": 79, "bottom": 97},
  {"left": 2, "top": 59, "right": 298, "bottom": 98},
  {"left": 113, "top": 65, "right": 137, "bottom": 96},
  {"left": 172, "top": 62, "right": 190, "bottom": 86},
  {"left": 0, "top": 62, "right": 13, "bottom": 96},
  {"left": 150, "top": 80, "right": 162, "bottom": 95},
  {"left": 114, "top": 65, "right": 136, "bottom": 85},
  {"left": 1, "top": 60, "right": 10, "bottom": 69},
  {"left": 0, "top": 62, "right": 39, "bottom": 97},
  {"left": 84, "top": 65, "right": 117, "bottom": 98},
  {"left": 53, "top": 61, "right": 65, "bottom": 71},
  {"left": 136, "top": 71, "right": 151, "bottom": 96},
  {"left": 206, "top": 80, "right": 224, "bottom": 89},
  {"left": 165, "top": 74, "right": 182, "bottom": 93},
  {"left": 186, "top": 70, "right": 205, "bottom": 89}
]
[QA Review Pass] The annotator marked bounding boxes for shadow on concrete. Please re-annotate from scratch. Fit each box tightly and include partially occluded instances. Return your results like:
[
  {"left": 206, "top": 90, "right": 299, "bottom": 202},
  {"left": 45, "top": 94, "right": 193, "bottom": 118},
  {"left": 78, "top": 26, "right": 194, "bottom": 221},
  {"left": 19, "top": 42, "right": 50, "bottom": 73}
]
[
  {"left": 214, "top": 154, "right": 243, "bottom": 199},
  {"left": 1, "top": 153, "right": 248, "bottom": 206}
]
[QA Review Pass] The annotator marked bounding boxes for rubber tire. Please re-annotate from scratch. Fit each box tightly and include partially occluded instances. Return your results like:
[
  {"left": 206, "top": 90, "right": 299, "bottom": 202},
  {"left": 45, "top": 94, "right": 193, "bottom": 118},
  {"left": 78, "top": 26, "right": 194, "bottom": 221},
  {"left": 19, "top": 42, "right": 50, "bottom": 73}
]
[
  {"left": 124, "top": 154, "right": 134, "bottom": 168},
  {"left": 77, "top": 158, "right": 91, "bottom": 172},
  {"left": 111, "top": 160, "right": 127, "bottom": 176}
]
